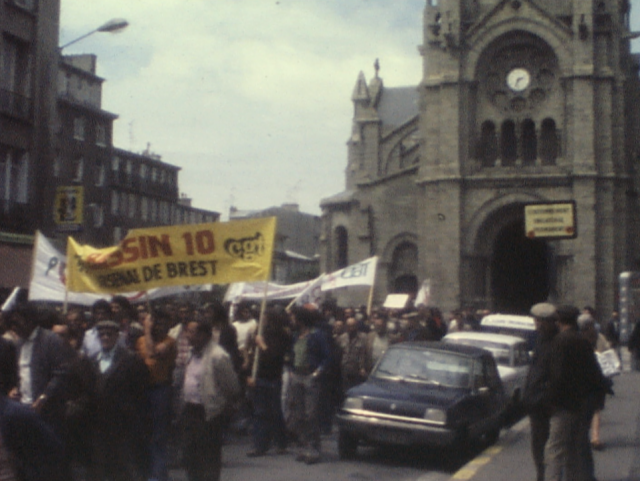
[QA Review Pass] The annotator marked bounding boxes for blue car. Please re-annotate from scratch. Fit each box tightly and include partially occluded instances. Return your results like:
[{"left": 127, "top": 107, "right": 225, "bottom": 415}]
[{"left": 336, "top": 342, "right": 507, "bottom": 459}]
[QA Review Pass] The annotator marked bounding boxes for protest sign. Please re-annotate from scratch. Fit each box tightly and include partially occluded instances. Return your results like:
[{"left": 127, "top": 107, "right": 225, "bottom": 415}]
[
  {"left": 29, "top": 231, "right": 212, "bottom": 305},
  {"left": 66, "top": 217, "right": 276, "bottom": 294}
]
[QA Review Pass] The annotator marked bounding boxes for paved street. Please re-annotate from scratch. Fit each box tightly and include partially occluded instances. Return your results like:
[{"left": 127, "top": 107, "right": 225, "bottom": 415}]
[{"left": 170, "top": 364, "right": 640, "bottom": 481}]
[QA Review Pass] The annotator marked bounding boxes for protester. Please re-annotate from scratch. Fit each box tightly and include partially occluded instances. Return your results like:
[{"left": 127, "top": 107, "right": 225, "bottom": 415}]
[
  {"left": 136, "top": 308, "right": 177, "bottom": 481},
  {"left": 92, "top": 319, "right": 151, "bottom": 481},
  {"left": 8, "top": 304, "right": 74, "bottom": 438},
  {"left": 337, "top": 317, "right": 368, "bottom": 393},
  {"left": 81, "top": 299, "right": 113, "bottom": 358},
  {"left": 365, "top": 311, "right": 391, "bottom": 373},
  {"left": 288, "top": 307, "right": 331, "bottom": 464},
  {"left": 578, "top": 313, "right": 611, "bottom": 452},
  {"left": 202, "top": 301, "right": 242, "bottom": 374},
  {"left": 523, "top": 302, "right": 558, "bottom": 481},
  {"left": 246, "top": 306, "right": 291, "bottom": 457},
  {"left": 545, "top": 305, "right": 610, "bottom": 481},
  {"left": 111, "top": 295, "right": 143, "bottom": 349},
  {"left": 179, "top": 318, "right": 240, "bottom": 481}
]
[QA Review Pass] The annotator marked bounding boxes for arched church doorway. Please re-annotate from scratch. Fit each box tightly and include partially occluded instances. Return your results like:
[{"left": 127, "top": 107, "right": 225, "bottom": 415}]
[
  {"left": 393, "top": 274, "right": 418, "bottom": 295},
  {"left": 388, "top": 241, "right": 418, "bottom": 296},
  {"left": 491, "top": 219, "right": 550, "bottom": 313}
]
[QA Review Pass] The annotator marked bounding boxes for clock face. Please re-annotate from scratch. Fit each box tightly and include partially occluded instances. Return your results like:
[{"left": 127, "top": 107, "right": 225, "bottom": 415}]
[{"left": 507, "top": 68, "right": 531, "bottom": 92}]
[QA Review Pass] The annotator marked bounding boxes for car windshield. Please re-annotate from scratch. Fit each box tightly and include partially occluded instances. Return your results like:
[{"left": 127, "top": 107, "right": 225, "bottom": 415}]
[
  {"left": 447, "top": 339, "right": 511, "bottom": 367},
  {"left": 373, "top": 348, "right": 473, "bottom": 388}
]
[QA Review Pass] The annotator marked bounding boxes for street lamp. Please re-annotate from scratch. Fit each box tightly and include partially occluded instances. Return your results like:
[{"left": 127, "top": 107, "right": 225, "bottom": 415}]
[{"left": 59, "top": 18, "right": 129, "bottom": 50}]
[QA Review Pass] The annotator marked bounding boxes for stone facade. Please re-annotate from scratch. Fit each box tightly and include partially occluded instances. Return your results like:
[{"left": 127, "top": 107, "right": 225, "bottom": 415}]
[{"left": 321, "top": 0, "right": 640, "bottom": 318}]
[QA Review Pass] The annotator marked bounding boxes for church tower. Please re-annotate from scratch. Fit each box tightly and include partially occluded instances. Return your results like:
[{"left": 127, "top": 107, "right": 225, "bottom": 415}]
[
  {"left": 321, "top": 0, "right": 640, "bottom": 317},
  {"left": 418, "top": 0, "right": 640, "bottom": 314}
]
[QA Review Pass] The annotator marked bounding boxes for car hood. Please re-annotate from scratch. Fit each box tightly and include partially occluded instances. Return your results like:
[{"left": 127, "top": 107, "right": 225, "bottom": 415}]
[{"left": 346, "top": 376, "right": 469, "bottom": 411}]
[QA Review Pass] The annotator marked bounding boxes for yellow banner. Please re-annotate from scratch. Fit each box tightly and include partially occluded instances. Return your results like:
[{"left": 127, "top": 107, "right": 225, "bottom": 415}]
[{"left": 65, "top": 217, "right": 277, "bottom": 294}]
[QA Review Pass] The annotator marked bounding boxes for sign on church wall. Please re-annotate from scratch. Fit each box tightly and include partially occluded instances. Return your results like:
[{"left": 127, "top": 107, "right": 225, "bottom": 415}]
[{"left": 524, "top": 201, "right": 577, "bottom": 240}]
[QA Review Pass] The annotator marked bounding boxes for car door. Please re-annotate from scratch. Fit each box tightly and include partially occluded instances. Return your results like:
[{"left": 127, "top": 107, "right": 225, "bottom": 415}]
[{"left": 468, "top": 355, "right": 506, "bottom": 439}]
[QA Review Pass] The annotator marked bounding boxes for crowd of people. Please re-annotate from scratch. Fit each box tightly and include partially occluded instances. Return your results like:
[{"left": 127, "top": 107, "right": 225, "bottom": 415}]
[{"left": 0, "top": 294, "right": 625, "bottom": 481}]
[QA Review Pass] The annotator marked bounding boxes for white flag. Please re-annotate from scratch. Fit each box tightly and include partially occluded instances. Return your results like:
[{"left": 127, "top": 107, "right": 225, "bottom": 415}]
[
  {"left": 415, "top": 279, "right": 431, "bottom": 307},
  {"left": 321, "top": 256, "right": 378, "bottom": 291}
]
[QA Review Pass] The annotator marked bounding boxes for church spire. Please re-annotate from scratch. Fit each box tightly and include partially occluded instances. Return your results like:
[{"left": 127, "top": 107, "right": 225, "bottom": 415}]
[{"left": 351, "top": 71, "right": 370, "bottom": 103}]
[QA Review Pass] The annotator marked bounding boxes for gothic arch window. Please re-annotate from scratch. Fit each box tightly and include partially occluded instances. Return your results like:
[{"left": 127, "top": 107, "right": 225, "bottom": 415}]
[
  {"left": 335, "top": 226, "right": 348, "bottom": 269},
  {"left": 501, "top": 120, "right": 517, "bottom": 166},
  {"left": 540, "top": 118, "right": 559, "bottom": 165},
  {"left": 522, "top": 119, "right": 537, "bottom": 165},
  {"left": 390, "top": 242, "right": 418, "bottom": 294},
  {"left": 479, "top": 121, "right": 498, "bottom": 167}
]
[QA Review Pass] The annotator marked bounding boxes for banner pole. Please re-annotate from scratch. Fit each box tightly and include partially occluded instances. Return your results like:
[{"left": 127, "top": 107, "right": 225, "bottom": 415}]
[
  {"left": 366, "top": 258, "right": 379, "bottom": 317},
  {"left": 251, "top": 278, "right": 271, "bottom": 380}
]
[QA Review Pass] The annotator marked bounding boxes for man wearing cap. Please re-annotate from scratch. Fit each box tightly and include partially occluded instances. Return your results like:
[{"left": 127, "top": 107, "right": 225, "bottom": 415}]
[
  {"left": 545, "top": 305, "right": 610, "bottom": 481},
  {"left": 92, "top": 319, "right": 150, "bottom": 481},
  {"left": 523, "top": 302, "right": 558, "bottom": 481}
]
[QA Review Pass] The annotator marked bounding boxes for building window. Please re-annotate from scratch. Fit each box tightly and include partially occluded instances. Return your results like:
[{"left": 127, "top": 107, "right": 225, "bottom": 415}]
[
  {"left": 113, "top": 227, "right": 123, "bottom": 244},
  {"left": 53, "top": 155, "right": 61, "bottom": 177},
  {"left": 141, "top": 197, "right": 149, "bottom": 221},
  {"left": 1, "top": 36, "right": 31, "bottom": 118},
  {"left": 72, "top": 157, "right": 84, "bottom": 182},
  {"left": 111, "top": 191, "right": 119, "bottom": 215},
  {"left": 151, "top": 167, "right": 158, "bottom": 183},
  {"left": 540, "top": 118, "right": 559, "bottom": 165},
  {"left": 125, "top": 160, "right": 133, "bottom": 184},
  {"left": 500, "top": 120, "right": 517, "bottom": 166},
  {"left": 335, "top": 226, "right": 348, "bottom": 269},
  {"left": 93, "top": 204, "right": 104, "bottom": 228},
  {"left": 128, "top": 193, "right": 136, "bottom": 218},
  {"left": 479, "top": 121, "right": 498, "bottom": 167},
  {"left": 140, "top": 164, "right": 148, "bottom": 181},
  {"left": 522, "top": 119, "right": 537, "bottom": 165},
  {"left": 96, "top": 124, "right": 107, "bottom": 146},
  {"left": 95, "top": 159, "right": 105, "bottom": 186},
  {"left": 8, "top": 0, "right": 36, "bottom": 11},
  {"left": 73, "top": 117, "right": 85, "bottom": 141},
  {"left": 151, "top": 199, "right": 158, "bottom": 222}
]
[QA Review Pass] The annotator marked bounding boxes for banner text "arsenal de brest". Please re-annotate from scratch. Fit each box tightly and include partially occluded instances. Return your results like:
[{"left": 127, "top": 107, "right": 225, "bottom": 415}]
[{"left": 66, "top": 217, "right": 277, "bottom": 294}]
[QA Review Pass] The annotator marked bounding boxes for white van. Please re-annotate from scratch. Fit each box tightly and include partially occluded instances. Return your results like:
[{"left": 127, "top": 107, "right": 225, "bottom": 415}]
[{"left": 480, "top": 314, "right": 537, "bottom": 351}]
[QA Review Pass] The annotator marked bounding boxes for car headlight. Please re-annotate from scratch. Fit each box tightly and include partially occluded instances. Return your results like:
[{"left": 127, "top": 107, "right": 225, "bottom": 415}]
[
  {"left": 343, "top": 397, "right": 364, "bottom": 410},
  {"left": 423, "top": 408, "right": 446, "bottom": 424}
]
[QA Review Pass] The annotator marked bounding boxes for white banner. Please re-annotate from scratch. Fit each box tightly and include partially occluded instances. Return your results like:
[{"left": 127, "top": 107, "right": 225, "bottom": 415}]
[
  {"left": 28, "top": 231, "right": 210, "bottom": 306},
  {"left": 223, "top": 277, "right": 322, "bottom": 305},
  {"left": 321, "top": 256, "right": 378, "bottom": 291}
]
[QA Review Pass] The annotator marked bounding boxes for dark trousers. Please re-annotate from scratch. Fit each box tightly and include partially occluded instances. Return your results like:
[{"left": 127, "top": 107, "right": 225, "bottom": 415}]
[
  {"left": 529, "top": 408, "right": 551, "bottom": 481},
  {"left": 182, "top": 403, "right": 223, "bottom": 481},
  {"left": 251, "top": 378, "right": 287, "bottom": 452},
  {"left": 149, "top": 383, "right": 172, "bottom": 481}
]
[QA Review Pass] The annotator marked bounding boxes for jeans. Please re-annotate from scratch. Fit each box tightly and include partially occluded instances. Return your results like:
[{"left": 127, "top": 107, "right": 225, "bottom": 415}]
[{"left": 251, "top": 378, "right": 287, "bottom": 453}]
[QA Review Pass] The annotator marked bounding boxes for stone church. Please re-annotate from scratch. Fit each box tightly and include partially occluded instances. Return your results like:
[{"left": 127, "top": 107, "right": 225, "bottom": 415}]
[{"left": 320, "top": 0, "right": 640, "bottom": 317}]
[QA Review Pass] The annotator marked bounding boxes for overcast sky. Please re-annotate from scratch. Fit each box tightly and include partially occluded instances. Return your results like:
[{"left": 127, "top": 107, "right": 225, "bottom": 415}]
[{"left": 59, "top": 1, "right": 640, "bottom": 218}]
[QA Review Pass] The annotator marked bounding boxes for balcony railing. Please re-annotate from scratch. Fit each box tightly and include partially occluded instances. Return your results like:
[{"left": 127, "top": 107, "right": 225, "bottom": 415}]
[{"left": 0, "top": 88, "right": 32, "bottom": 121}]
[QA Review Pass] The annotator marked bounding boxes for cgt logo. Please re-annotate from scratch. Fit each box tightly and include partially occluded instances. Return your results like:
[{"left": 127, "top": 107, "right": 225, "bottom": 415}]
[{"left": 224, "top": 232, "right": 265, "bottom": 261}]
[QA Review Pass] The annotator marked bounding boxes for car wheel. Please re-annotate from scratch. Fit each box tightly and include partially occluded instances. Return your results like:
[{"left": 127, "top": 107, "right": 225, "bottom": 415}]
[{"left": 338, "top": 430, "right": 358, "bottom": 459}]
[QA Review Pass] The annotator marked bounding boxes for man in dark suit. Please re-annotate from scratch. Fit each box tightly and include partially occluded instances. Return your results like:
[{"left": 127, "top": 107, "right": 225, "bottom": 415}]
[
  {"left": 91, "top": 319, "right": 150, "bottom": 481},
  {"left": 8, "top": 304, "right": 74, "bottom": 435}
]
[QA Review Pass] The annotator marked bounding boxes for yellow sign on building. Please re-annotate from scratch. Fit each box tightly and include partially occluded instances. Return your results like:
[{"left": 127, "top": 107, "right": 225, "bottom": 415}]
[
  {"left": 54, "top": 186, "right": 84, "bottom": 225},
  {"left": 524, "top": 202, "right": 577, "bottom": 240}
]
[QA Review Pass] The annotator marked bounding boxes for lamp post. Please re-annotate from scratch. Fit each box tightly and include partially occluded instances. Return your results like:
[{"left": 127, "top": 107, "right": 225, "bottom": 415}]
[{"left": 59, "top": 18, "right": 129, "bottom": 50}]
